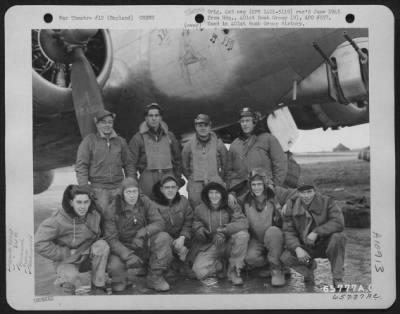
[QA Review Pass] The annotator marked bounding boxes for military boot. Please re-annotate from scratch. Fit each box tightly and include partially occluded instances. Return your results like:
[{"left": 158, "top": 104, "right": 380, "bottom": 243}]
[
  {"left": 133, "top": 266, "right": 147, "bottom": 276},
  {"left": 228, "top": 265, "right": 244, "bottom": 286},
  {"left": 271, "top": 267, "right": 285, "bottom": 287},
  {"left": 165, "top": 268, "right": 179, "bottom": 282},
  {"left": 292, "top": 259, "right": 317, "bottom": 286},
  {"left": 146, "top": 274, "right": 170, "bottom": 292},
  {"left": 258, "top": 265, "right": 271, "bottom": 278},
  {"left": 216, "top": 260, "right": 227, "bottom": 279},
  {"left": 333, "top": 278, "right": 345, "bottom": 292},
  {"left": 61, "top": 282, "right": 75, "bottom": 295}
]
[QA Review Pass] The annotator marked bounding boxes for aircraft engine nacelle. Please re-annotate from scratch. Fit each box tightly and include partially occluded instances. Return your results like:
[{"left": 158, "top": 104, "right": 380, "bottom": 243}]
[
  {"left": 32, "top": 29, "right": 113, "bottom": 116},
  {"left": 283, "top": 36, "right": 369, "bottom": 129},
  {"left": 289, "top": 100, "right": 369, "bottom": 130},
  {"left": 326, "top": 37, "right": 368, "bottom": 104},
  {"left": 34, "top": 170, "right": 54, "bottom": 194}
]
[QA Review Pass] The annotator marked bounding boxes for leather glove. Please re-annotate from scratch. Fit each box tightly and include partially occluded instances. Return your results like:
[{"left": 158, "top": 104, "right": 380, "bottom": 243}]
[
  {"left": 213, "top": 232, "right": 226, "bottom": 249},
  {"left": 135, "top": 228, "right": 147, "bottom": 239},
  {"left": 125, "top": 253, "right": 143, "bottom": 268},
  {"left": 216, "top": 225, "right": 228, "bottom": 235},
  {"left": 305, "top": 232, "right": 318, "bottom": 246},
  {"left": 177, "top": 246, "right": 189, "bottom": 262},
  {"left": 196, "top": 228, "right": 210, "bottom": 243},
  {"left": 132, "top": 237, "right": 145, "bottom": 249},
  {"left": 132, "top": 228, "right": 147, "bottom": 249},
  {"left": 295, "top": 247, "right": 311, "bottom": 263},
  {"left": 173, "top": 236, "right": 185, "bottom": 250}
]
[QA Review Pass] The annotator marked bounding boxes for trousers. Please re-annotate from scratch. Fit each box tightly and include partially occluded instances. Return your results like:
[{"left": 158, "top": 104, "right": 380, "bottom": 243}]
[
  {"left": 245, "top": 226, "right": 284, "bottom": 268},
  {"left": 92, "top": 187, "right": 120, "bottom": 214},
  {"left": 192, "top": 231, "right": 249, "bottom": 280},
  {"left": 54, "top": 239, "right": 110, "bottom": 288},
  {"left": 280, "top": 232, "right": 346, "bottom": 279},
  {"left": 106, "top": 232, "right": 173, "bottom": 290},
  {"left": 187, "top": 180, "right": 205, "bottom": 209}
]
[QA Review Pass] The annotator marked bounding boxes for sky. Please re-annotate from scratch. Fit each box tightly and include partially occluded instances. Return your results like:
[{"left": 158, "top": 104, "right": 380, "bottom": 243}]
[{"left": 290, "top": 123, "right": 370, "bottom": 153}]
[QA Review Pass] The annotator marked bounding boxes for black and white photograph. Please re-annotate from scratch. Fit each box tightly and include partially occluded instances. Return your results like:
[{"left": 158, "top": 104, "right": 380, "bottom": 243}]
[{"left": 5, "top": 5, "right": 395, "bottom": 310}]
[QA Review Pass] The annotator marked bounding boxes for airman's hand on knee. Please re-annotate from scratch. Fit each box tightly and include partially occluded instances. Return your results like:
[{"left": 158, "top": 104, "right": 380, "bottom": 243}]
[
  {"left": 173, "top": 236, "right": 185, "bottom": 250},
  {"left": 135, "top": 228, "right": 147, "bottom": 239},
  {"left": 295, "top": 247, "right": 311, "bottom": 263},
  {"left": 306, "top": 232, "right": 318, "bottom": 246},
  {"left": 216, "top": 225, "right": 228, "bottom": 234},
  {"left": 213, "top": 232, "right": 226, "bottom": 249},
  {"left": 196, "top": 228, "right": 210, "bottom": 242},
  {"left": 126, "top": 253, "right": 143, "bottom": 268}
]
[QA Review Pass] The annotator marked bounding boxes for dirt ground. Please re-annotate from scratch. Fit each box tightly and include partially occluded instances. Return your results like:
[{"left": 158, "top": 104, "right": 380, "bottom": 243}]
[{"left": 34, "top": 157, "right": 371, "bottom": 296}]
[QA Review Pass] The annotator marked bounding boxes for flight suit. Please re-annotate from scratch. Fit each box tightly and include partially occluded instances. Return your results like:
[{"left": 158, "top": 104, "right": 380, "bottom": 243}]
[
  {"left": 281, "top": 192, "right": 346, "bottom": 281},
  {"left": 104, "top": 191, "right": 172, "bottom": 291},
  {"left": 75, "top": 130, "right": 135, "bottom": 213},
  {"left": 182, "top": 132, "right": 227, "bottom": 208},
  {"left": 129, "top": 121, "right": 182, "bottom": 198},
  {"left": 35, "top": 185, "right": 110, "bottom": 291},
  {"left": 226, "top": 133, "right": 288, "bottom": 191}
]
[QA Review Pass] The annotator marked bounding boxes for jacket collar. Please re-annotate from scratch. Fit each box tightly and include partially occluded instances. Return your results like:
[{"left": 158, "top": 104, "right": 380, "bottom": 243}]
[
  {"left": 194, "top": 131, "right": 217, "bottom": 144},
  {"left": 115, "top": 194, "right": 145, "bottom": 215},
  {"left": 59, "top": 207, "right": 74, "bottom": 221},
  {"left": 152, "top": 180, "right": 181, "bottom": 206},
  {"left": 58, "top": 207, "right": 100, "bottom": 231},
  {"left": 139, "top": 121, "right": 169, "bottom": 135},
  {"left": 306, "top": 193, "right": 323, "bottom": 215},
  {"left": 97, "top": 129, "right": 118, "bottom": 139},
  {"left": 292, "top": 193, "right": 322, "bottom": 216}
]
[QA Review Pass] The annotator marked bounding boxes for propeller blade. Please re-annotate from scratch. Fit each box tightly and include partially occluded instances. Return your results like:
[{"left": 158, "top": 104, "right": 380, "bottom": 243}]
[{"left": 70, "top": 47, "right": 104, "bottom": 138}]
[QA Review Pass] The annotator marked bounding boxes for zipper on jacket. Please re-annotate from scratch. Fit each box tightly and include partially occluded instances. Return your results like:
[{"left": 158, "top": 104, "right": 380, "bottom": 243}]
[
  {"left": 72, "top": 219, "right": 76, "bottom": 246},
  {"left": 108, "top": 138, "right": 112, "bottom": 183},
  {"left": 208, "top": 209, "right": 222, "bottom": 233},
  {"left": 167, "top": 207, "right": 174, "bottom": 226}
]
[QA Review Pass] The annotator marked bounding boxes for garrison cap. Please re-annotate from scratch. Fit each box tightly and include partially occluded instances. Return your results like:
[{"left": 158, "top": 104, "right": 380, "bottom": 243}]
[
  {"left": 94, "top": 109, "right": 116, "bottom": 123},
  {"left": 144, "top": 102, "right": 162, "bottom": 116},
  {"left": 194, "top": 114, "right": 211, "bottom": 125},
  {"left": 239, "top": 107, "right": 256, "bottom": 118},
  {"left": 297, "top": 177, "right": 316, "bottom": 191}
]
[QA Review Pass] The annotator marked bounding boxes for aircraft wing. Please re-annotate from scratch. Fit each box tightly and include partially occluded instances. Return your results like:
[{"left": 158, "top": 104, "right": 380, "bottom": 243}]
[{"left": 32, "top": 28, "right": 368, "bottom": 193}]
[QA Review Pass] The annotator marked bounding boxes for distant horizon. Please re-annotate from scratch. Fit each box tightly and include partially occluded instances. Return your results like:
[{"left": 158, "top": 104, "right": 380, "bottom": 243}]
[
  {"left": 293, "top": 148, "right": 367, "bottom": 154},
  {"left": 291, "top": 124, "right": 369, "bottom": 153}
]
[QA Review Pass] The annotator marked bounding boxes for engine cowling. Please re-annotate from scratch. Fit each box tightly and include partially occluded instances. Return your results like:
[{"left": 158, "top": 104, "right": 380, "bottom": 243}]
[
  {"left": 283, "top": 37, "right": 369, "bottom": 129},
  {"left": 32, "top": 29, "right": 113, "bottom": 116},
  {"left": 289, "top": 100, "right": 368, "bottom": 130},
  {"left": 33, "top": 170, "right": 54, "bottom": 194}
]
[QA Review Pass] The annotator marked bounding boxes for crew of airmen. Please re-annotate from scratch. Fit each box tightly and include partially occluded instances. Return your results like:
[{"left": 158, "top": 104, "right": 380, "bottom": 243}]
[{"left": 35, "top": 103, "right": 346, "bottom": 294}]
